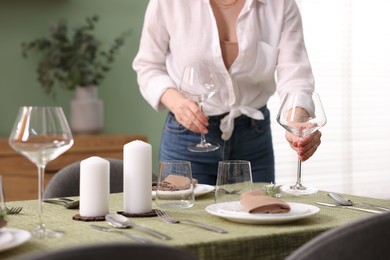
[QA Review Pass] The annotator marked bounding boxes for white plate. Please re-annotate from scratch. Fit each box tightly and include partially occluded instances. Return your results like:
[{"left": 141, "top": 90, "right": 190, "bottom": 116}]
[
  {"left": 205, "top": 201, "right": 320, "bottom": 224},
  {"left": 0, "top": 227, "right": 31, "bottom": 252},
  {"left": 152, "top": 184, "right": 214, "bottom": 199}
]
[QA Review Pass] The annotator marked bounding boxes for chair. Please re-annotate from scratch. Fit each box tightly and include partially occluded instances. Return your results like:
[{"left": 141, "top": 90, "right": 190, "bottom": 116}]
[
  {"left": 44, "top": 158, "right": 123, "bottom": 198},
  {"left": 286, "top": 211, "right": 390, "bottom": 260},
  {"left": 23, "top": 243, "right": 198, "bottom": 260}
]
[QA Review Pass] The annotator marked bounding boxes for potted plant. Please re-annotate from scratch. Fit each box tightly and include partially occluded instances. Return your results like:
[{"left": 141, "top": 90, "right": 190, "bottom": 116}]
[{"left": 21, "top": 15, "right": 130, "bottom": 134}]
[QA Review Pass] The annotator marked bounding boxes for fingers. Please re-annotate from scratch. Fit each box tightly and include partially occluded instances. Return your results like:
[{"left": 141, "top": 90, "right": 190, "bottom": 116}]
[
  {"left": 285, "top": 131, "right": 299, "bottom": 151},
  {"left": 285, "top": 131, "right": 322, "bottom": 161},
  {"left": 298, "top": 131, "right": 322, "bottom": 161},
  {"left": 161, "top": 89, "right": 209, "bottom": 133},
  {"left": 174, "top": 99, "right": 209, "bottom": 134}
]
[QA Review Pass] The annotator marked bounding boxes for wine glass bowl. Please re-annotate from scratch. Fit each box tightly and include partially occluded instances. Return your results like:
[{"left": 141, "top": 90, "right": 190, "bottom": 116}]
[
  {"left": 9, "top": 106, "right": 73, "bottom": 238},
  {"left": 179, "top": 63, "right": 220, "bottom": 152},
  {"left": 276, "top": 92, "right": 326, "bottom": 195}
]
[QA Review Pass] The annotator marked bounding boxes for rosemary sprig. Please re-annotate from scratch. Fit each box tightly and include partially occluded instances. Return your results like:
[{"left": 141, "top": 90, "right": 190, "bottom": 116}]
[{"left": 260, "top": 183, "right": 282, "bottom": 198}]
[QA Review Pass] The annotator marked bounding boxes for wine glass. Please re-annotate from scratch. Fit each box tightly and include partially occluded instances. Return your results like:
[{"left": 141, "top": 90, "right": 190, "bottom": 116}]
[
  {"left": 179, "top": 63, "right": 220, "bottom": 152},
  {"left": 9, "top": 106, "right": 74, "bottom": 238},
  {"left": 0, "top": 175, "right": 7, "bottom": 228},
  {"left": 276, "top": 92, "right": 327, "bottom": 195}
]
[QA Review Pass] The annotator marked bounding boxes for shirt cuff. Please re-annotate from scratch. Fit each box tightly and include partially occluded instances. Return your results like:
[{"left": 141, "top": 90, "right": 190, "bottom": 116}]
[{"left": 141, "top": 75, "right": 176, "bottom": 112}]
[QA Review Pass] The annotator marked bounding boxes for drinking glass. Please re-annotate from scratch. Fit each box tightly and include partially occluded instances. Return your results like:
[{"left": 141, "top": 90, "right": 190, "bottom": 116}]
[
  {"left": 179, "top": 63, "right": 220, "bottom": 152},
  {"left": 276, "top": 92, "right": 327, "bottom": 195},
  {"left": 156, "top": 160, "right": 195, "bottom": 209},
  {"left": 9, "top": 106, "right": 74, "bottom": 238},
  {"left": 215, "top": 160, "right": 253, "bottom": 204}
]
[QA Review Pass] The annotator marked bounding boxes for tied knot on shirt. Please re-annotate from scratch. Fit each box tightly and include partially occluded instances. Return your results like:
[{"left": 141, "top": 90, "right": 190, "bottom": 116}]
[{"left": 220, "top": 106, "right": 265, "bottom": 140}]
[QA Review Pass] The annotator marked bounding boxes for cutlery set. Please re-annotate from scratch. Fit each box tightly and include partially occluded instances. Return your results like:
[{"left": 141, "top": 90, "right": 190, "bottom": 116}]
[
  {"left": 315, "top": 202, "right": 383, "bottom": 214},
  {"left": 327, "top": 192, "right": 390, "bottom": 212},
  {"left": 316, "top": 192, "right": 390, "bottom": 214},
  {"left": 44, "top": 196, "right": 227, "bottom": 242},
  {"left": 90, "top": 211, "right": 227, "bottom": 243}
]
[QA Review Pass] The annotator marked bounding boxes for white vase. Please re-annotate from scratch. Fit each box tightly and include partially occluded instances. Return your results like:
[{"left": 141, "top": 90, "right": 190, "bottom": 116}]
[{"left": 70, "top": 86, "right": 103, "bottom": 134}]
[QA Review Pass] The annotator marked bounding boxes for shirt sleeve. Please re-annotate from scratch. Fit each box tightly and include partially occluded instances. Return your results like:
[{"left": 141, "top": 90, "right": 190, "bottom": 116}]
[
  {"left": 132, "top": 0, "right": 175, "bottom": 112},
  {"left": 276, "top": 0, "right": 315, "bottom": 100}
]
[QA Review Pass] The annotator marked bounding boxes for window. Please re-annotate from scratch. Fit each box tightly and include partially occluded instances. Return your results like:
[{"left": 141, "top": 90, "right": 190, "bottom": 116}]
[{"left": 269, "top": 0, "right": 390, "bottom": 198}]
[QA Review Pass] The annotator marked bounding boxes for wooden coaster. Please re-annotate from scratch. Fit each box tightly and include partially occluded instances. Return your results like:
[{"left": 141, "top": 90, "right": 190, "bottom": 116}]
[
  {"left": 117, "top": 209, "right": 158, "bottom": 218},
  {"left": 72, "top": 214, "right": 105, "bottom": 222}
]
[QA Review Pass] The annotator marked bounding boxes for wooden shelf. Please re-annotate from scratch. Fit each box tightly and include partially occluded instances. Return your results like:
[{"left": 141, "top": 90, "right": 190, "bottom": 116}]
[{"left": 0, "top": 134, "right": 148, "bottom": 201}]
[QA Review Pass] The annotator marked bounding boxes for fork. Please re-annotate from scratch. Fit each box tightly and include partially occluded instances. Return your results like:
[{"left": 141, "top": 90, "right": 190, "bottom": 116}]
[
  {"left": 6, "top": 206, "right": 23, "bottom": 215},
  {"left": 155, "top": 209, "right": 227, "bottom": 234},
  {"left": 217, "top": 188, "right": 241, "bottom": 195}
]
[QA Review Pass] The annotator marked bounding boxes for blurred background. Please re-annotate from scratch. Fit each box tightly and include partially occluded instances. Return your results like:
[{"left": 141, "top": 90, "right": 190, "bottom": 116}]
[{"left": 0, "top": 0, "right": 389, "bottom": 199}]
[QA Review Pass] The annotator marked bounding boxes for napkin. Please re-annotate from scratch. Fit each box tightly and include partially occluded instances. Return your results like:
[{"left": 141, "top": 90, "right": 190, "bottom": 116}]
[
  {"left": 240, "top": 190, "right": 291, "bottom": 214},
  {"left": 152, "top": 175, "right": 198, "bottom": 191}
]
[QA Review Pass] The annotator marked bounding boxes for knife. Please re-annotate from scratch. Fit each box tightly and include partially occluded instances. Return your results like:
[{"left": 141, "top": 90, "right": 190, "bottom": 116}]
[
  {"left": 90, "top": 225, "right": 153, "bottom": 243},
  {"left": 179, "top": 220, "right": 228, "bottom": 234},
  {"left": 126, "top": 223, "right": 172, "bottom": 241},
  {"left": 316, "top": 202, "right": 383, "bottom": 214}
]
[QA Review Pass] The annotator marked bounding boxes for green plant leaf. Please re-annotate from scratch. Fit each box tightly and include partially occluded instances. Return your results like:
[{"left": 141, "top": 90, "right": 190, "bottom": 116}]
[{"left": 21, "top": 15, "right": 131, "bottom": 97}]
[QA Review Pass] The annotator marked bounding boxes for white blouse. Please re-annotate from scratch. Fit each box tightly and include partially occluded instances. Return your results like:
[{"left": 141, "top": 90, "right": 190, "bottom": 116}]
[{"left": 132, "top": 0, "right": 314, "bottom": 140}]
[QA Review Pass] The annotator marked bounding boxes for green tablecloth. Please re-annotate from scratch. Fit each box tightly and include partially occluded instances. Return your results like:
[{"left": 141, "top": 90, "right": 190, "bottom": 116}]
[{"left": 1, "top": 189, "right": 389, "bottom": 260}]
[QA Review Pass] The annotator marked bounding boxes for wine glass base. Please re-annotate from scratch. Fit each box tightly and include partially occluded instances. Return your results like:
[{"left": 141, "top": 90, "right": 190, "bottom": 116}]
[
  {"left": 32, "top": 225, "right": 64, "bottom": 239},
  {"left": 187, "top": 143, "right": 220, "bottom": 152},
  {"left": 281, "top": 184, "right": 318, "bottom": 196}
]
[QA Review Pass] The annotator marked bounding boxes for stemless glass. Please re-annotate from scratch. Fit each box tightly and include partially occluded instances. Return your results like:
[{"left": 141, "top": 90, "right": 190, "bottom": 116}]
[
  {"left": 9, "top": 106, "right": 74, "bottom": 238},
  {"left": 276, "top": 92, "right": 327, "bottom": 195},
  {"left": 179, "top": 63, "right": 220, "bottom": 152},
  {"left": 215, "top": 160, "right": 254, "bottom": 204},
  {"left": 156, "top": 160, "right": 195, "bottom": 209}
]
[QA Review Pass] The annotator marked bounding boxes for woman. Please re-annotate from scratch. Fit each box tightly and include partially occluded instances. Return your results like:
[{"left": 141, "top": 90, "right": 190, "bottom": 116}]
[{"left": 133, "top": 0, "right": 322, "bottom": 185}]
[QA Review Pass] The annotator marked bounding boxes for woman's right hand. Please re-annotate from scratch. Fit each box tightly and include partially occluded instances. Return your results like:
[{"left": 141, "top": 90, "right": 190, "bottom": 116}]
[{"left": 160, "top": 88, "right": 209, "bottom": 134}]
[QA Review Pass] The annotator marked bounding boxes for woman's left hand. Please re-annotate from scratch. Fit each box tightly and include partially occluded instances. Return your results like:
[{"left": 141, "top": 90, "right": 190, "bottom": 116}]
[{"left": 285, "top": 130, "right": 322, "bottom": 161}]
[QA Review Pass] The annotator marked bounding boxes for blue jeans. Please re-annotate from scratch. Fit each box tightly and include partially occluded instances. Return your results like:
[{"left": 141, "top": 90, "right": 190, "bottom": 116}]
[{"left": 159, "top": 106, "right": 275, "bottom": 185}]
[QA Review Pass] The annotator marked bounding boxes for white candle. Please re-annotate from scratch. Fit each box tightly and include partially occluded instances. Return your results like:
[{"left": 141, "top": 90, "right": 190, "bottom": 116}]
[
  {"left": 79, "top": 156, "right": 110, "bottom": 217},
  {"left": 123, "top": 140, "right": 152, "bottom": 214}
]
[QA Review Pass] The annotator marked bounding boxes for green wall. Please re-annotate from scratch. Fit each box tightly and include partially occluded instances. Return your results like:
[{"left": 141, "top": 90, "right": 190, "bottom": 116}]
[{"left": 0, "top": 0, "right": 167, "bottom": 172}]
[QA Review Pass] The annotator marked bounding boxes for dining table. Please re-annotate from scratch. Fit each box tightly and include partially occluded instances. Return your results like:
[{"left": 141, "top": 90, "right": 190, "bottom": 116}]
[{"left": 1, "top": 184, "right": 390, "bottom": 260}]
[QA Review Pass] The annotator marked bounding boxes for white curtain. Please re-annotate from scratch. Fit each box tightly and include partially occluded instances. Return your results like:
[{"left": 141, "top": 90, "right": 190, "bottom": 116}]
[{"left": 268, "top": 0, "right": 390, "bottom": 198}]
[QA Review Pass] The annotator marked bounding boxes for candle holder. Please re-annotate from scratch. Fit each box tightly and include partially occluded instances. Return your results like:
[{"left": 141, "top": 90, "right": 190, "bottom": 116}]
[
  {"left": 72, "top": 214, "right": 106, "bottom": 222},
  {"left": 117, "top": 210, "right": 158, "bottom": 218}
]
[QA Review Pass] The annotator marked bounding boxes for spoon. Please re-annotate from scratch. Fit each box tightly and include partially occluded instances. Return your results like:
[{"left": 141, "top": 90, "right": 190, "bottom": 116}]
[
  {"left": 328, "top": 193, "right": 390, "bottom": 211},
  {"left": 105, "top": 213, "right": 172, "bottom": 241}
]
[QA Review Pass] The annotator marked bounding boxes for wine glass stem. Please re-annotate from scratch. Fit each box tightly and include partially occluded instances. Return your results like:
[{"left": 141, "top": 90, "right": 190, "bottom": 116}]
[
  {"left": 37, "top": 165, "right": 46, "bottom": 229},
  {"left": 198, "top": 102, "right": 207, "bottom": 145},
  {"left": 200, "top": 133, "right": 207, "bottom": 145},
  {"left": 295, "top": 159, "right": 303, "bottom": 186}
]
